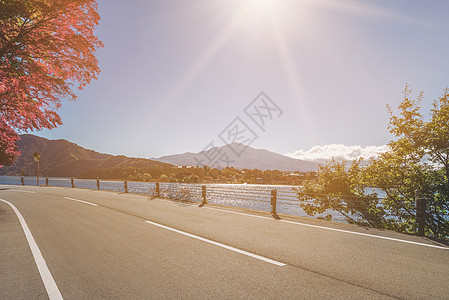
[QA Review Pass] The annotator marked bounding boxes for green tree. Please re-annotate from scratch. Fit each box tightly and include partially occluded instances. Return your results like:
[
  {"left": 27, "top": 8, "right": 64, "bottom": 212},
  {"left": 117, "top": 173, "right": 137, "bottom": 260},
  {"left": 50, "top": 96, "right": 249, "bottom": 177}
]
[
  {"left": 190, "top": 174, "right": 199, "bottom": 183},
  {"left": 142, "top": 173, "right": 152, "bottom": 182},
  {"left": 297, "top": 86, "right": 449, "bottom": 237},
  {"left": 296, "top": 158, "right": 387, "bottom": 226},
  {"left": 159, "top": 174, "right": 168, "bottom": 182}
]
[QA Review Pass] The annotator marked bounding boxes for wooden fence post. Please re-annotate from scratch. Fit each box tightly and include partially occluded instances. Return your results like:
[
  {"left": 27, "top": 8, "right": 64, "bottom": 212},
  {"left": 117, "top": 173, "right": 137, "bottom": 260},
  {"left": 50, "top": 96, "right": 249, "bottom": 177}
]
[
  {"left": 271, "top": 189, "right": 277, "bottom": 216},
  {"left": 415, "top": 190, "right": 426, "bottom": 236},
  {"left": 201, "top": 185, "right": 207, "bottom": 205},
  {"left": 156, "top": 181, "right": 160, "bottom": 197}
]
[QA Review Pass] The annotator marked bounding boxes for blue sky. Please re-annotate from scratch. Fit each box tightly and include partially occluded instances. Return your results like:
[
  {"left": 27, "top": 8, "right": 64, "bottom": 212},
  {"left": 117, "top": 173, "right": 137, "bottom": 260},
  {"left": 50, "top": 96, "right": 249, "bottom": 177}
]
[{"left": 36, "top": 0, "right": 449, "bottom": 161}]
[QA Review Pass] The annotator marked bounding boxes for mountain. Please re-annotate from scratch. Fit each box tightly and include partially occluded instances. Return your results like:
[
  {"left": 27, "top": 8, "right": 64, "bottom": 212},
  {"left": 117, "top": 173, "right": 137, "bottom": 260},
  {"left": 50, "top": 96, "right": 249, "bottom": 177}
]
[
  {"left": 0, "top": 134, "right": 171, "bottom": 177},
  {"left": 0, "top": 135, "right": 317, "bottom": 177},
  {"left": 155, "top": 142, "right": 318, "bottom": 172}
]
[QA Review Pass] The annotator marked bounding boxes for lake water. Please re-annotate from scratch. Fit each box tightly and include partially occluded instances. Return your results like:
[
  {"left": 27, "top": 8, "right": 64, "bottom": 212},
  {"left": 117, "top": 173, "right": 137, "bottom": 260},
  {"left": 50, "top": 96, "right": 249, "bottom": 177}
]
[{"left": 0, "top": 176, "right": 346, "bottom": 222}]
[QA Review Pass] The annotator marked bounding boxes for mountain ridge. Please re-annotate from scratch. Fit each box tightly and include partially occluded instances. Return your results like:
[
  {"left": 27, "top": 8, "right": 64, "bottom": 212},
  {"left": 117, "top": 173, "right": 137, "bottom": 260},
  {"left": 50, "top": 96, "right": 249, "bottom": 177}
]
[
  {"left": 155, "top": 142, "right": 318, "bottom": 172},
  {"left": 0, "top": 134, "right": 171, "bottom": 177},
  {"left": 0, "top": 135, "right": 318, "bottom": 177}
]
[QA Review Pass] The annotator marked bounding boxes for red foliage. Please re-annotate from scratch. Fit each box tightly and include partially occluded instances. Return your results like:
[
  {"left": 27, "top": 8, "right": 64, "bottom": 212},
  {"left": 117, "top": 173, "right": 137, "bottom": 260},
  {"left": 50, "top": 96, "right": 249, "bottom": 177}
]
[
  {"left": 0, "top": 0, "right": 103, "bottom": 165},
  {"left": 0, "top": 119, "right": 19, "bottom": 166}
]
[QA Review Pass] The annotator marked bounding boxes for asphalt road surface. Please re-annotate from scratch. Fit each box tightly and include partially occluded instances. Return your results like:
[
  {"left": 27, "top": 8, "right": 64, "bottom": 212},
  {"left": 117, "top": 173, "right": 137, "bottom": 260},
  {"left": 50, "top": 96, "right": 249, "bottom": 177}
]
[{"left": 1, "top": 185, "right": 448, "bottom": 299}]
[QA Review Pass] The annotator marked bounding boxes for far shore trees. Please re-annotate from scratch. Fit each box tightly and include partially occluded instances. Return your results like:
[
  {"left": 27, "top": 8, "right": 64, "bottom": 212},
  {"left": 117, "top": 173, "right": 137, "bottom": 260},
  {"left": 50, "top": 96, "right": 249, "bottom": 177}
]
[
  {"left": 0, "top": 0, "right": 103, "bottom": 165},
  {"left": 296, "top": 86, "right": 449, "bottom": 237},
  {"left": 78, "top": 164, "right": 312, "bottom": 185}
]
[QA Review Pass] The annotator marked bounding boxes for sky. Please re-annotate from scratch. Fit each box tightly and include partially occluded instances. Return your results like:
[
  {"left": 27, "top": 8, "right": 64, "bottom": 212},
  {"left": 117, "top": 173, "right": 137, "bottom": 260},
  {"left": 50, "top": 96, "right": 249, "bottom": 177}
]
[{"left": 36, "top": 0, "right": 449, "bottom": 162}]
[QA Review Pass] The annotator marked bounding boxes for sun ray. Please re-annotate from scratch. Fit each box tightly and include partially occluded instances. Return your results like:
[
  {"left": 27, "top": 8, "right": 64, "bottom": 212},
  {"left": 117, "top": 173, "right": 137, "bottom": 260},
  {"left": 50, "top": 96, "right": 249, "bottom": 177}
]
[
  {"left": 267, "top": 9, "right": 318, "bottom": 144},
  {"left": 148, "top": 8, "right": 249, "bottom": 121},
  {"left": 146, "top": 0, "right": 408, "bottom": 129}
]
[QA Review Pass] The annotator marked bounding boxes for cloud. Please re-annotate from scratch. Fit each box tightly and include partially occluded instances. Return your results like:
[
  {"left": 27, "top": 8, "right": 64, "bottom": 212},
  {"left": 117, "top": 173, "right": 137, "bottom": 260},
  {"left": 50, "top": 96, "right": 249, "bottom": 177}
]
[{"left": 285, "top": 144, "right": 388, "bottom": 163}]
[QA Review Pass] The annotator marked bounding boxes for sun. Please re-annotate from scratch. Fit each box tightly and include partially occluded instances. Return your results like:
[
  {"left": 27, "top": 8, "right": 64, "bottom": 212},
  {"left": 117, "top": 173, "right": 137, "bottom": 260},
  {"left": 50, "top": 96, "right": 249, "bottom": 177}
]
[
  {"left": 246, "top": 0, "right": 280, "bottom": 11},
  {"left": 240, "top": 0, "right": 285, "bottom": 21}
]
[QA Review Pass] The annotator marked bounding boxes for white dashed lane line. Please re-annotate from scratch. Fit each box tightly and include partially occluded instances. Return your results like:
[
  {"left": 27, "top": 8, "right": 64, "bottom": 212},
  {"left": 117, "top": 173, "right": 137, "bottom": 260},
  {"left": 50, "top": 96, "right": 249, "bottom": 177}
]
[
  {"left": 64, "top": 197, "right": 98, "bottom": 207},
  {"left": 145, "top": 219, "right": 286, "bottom": 267}
]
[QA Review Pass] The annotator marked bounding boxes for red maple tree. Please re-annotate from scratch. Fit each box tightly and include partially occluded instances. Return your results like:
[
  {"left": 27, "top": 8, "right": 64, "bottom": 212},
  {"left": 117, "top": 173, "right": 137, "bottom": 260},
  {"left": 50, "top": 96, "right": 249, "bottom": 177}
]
[{"left": 0, "top": 0, "right": 103, "bottom": 165}]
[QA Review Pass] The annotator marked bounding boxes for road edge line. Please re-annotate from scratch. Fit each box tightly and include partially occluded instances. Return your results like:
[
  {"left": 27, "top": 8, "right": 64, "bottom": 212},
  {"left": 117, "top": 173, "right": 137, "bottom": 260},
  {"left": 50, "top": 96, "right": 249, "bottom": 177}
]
[
  {"left": 202, "top": 206, "right": 449, "bottom": 250},
  {"left": 0, "top": 198, "right": 63, "bottom": 300}
]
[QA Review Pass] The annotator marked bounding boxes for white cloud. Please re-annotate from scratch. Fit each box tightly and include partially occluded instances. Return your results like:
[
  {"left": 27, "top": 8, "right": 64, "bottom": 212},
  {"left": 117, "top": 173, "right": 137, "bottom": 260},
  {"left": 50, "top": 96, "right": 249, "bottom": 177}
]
[{"left": 285, "top": 144, "right": 388, "bottom": 163}]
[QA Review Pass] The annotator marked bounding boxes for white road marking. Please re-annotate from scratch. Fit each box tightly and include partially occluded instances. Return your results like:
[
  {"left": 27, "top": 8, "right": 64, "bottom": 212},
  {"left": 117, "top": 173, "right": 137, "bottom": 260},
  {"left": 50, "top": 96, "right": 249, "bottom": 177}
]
[
  {"left": 203, "top": 206, "right": 274, "bottom": 221},
  {"left": 145, "top": 220, "right": 286, "bottom": 267},
  {"left": 0, "top": 198, "right": 63, "bottom": 300},
  {"left": 202, "top": 207, "right": 449, "bottom": 250},
  {"left": 64, "top": 197, "right": 98, "bottom": 207}
]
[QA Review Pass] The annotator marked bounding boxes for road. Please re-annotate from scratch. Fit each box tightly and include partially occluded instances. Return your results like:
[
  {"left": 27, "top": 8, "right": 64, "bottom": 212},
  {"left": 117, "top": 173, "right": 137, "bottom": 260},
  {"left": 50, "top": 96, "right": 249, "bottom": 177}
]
[{"left": 1, "top": 185, "right": 448, "bottom": 299}]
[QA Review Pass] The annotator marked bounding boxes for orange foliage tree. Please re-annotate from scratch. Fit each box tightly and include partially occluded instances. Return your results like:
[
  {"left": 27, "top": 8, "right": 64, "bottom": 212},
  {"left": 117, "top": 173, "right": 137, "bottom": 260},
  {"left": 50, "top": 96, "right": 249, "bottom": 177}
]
[{"left": 0, "top": 0, "right": 103, "bottom": 165}]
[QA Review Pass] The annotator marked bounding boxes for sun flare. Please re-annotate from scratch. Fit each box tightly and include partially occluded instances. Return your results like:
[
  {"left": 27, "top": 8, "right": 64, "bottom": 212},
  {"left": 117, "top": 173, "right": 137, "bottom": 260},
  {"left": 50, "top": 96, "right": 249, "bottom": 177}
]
[
  {"left": 246, "top": 0, "right": 281, "bottom": 12},
  {"left": 248, "top": 0, "right": 277, "bottom": 7},
  {"left": 240, "top": 0, "right": 286, "bottom": 23}
]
